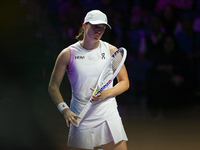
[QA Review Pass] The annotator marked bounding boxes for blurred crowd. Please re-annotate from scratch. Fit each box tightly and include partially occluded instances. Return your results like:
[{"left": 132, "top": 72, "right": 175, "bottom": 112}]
[
  {"left": 20, "top": 0, "right": 200, "bottom": 105},
  {"left": 1, "top": 1, "right": 200, "bottom": 149}
]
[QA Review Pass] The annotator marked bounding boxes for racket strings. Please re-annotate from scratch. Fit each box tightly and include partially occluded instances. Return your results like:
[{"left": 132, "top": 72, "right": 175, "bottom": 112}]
[
  {"left": 97, "top": 49, "right": 125, "bottom": 91},
  {"left": 112, "top": 51, "right": 123, "bottom": 72},
  {"left": 100, "top": 51, "right": 123, "bottom": 88},
  {"left": 100, "top": 66, "right": 113, "bottom": 87}
]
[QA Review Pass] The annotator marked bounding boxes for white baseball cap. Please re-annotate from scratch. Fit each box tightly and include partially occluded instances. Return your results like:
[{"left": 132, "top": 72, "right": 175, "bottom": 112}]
[{"left": 84, "top": 10, "right": 111, "bottom": 29}]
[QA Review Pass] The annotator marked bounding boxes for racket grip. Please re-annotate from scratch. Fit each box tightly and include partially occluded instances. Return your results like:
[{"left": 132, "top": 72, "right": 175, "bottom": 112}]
[{"left": 75, "top": 100, "right": 93, "bottom": 127}]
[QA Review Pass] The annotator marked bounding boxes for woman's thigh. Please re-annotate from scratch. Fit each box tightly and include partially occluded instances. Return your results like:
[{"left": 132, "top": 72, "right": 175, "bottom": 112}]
[
  {"left": 68, "top": 148, "right": 92, "bottom": 150},
  {"left": 101, "top": 140, "right": 127, "bottom": 150}
]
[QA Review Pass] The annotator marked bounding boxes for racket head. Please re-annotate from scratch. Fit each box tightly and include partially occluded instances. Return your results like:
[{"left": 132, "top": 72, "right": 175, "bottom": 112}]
[{"left": 95, "top": 47, "right": 127, "bottom": 94}]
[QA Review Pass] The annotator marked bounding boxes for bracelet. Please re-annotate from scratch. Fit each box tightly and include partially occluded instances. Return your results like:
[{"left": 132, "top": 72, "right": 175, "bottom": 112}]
[{"left": 57, "top": 102, "right": 69, "bottom": 114}]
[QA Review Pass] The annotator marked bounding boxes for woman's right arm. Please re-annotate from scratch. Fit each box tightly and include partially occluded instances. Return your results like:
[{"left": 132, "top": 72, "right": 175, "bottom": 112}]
[{"left": 48, "top": 47, "right": 81, "bottom": 127}]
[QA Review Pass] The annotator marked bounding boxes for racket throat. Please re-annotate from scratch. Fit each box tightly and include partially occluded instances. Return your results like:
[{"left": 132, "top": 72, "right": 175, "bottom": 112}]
[{"left": 93, "top": 89, "right": 100, "bottom": 95}]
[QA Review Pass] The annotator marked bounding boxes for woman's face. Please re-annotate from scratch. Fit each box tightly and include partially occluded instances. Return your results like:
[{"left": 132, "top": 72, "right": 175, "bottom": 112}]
[{"left": 85, "top": 23, "right": 106, "bottom": 41}]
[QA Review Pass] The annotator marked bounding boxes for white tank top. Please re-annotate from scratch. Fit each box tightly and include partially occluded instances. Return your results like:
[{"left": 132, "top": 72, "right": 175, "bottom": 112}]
[{"left": 67, "top": 40, "right": 117, "bottom": 121}]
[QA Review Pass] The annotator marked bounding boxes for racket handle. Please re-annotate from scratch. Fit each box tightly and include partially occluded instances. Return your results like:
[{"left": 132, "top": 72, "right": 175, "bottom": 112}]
[{"left": 75, "top": 100, "right": 93, "bottom": 127}]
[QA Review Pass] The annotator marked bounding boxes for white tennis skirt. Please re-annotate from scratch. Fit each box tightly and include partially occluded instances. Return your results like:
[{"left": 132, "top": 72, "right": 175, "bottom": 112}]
[{"left": 67, "top": 109, "right": 128, "bottom": 149}]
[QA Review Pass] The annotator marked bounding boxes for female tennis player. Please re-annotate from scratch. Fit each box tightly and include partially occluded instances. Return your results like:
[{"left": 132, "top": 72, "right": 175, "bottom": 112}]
[{"left": 48, "top": 10, "right": 129, "bottom": 150}]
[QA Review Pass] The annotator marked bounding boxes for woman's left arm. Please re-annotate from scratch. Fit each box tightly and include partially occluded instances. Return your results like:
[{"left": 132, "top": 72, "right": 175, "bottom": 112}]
[{"left": 92, "top": 44, "right": 129, "bottom": 101}]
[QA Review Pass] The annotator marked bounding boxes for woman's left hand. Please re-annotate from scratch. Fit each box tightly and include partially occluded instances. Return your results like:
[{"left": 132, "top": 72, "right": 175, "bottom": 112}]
[{"left": 90, "top": 88, "right": 108, "bottom": 102}]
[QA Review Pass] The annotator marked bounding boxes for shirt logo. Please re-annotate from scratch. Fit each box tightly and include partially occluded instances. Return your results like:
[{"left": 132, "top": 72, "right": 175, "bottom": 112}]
[
  {"left": 75, "top": 56, "right": 85, "bottom": 59},
  {"left": 101, "top": 53, "right": 105, "bottom": 59}
]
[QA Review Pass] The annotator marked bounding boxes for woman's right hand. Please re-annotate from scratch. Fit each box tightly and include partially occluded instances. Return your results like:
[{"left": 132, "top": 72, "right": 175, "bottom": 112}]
[{"left": 62, "top": 109, "right": 81, "bottom": 127}]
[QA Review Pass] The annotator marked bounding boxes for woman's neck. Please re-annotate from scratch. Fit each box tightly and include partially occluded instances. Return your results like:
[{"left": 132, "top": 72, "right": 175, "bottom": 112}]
[{"left": 80, "top": 39, "right": 99, "bottom": 50}]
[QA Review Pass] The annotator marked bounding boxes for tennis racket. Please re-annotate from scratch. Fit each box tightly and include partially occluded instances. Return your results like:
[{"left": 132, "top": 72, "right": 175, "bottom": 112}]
[{"left": 75, "top": 47, "right": 127, "bottom": 127}]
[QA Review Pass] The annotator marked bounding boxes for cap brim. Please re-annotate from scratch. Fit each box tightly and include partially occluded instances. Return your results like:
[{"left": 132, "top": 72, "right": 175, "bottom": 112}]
[{"left": 89, "top": 21, "right": 111, "bottom": 29}]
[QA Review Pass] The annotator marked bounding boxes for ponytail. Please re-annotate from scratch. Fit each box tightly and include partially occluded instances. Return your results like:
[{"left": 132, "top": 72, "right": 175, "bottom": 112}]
[{"left": 75, "top": 27, "right": 84, "bottom": 41}]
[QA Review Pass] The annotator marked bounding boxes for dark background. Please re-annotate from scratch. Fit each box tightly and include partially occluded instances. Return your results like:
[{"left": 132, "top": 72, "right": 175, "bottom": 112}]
[{"left": 1, "top": 0, "right": 200, "bottom": 149}]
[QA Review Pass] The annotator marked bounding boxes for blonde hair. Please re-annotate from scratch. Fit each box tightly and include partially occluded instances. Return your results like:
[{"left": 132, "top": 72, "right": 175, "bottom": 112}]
[{"left": 75, "top": 27, "right": 84, "bottom": 41}]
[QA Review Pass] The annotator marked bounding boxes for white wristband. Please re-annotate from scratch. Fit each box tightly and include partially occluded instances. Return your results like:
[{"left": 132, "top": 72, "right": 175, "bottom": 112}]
[{"left": 57, "top": 102, "right": 69, "bottom": 114}]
